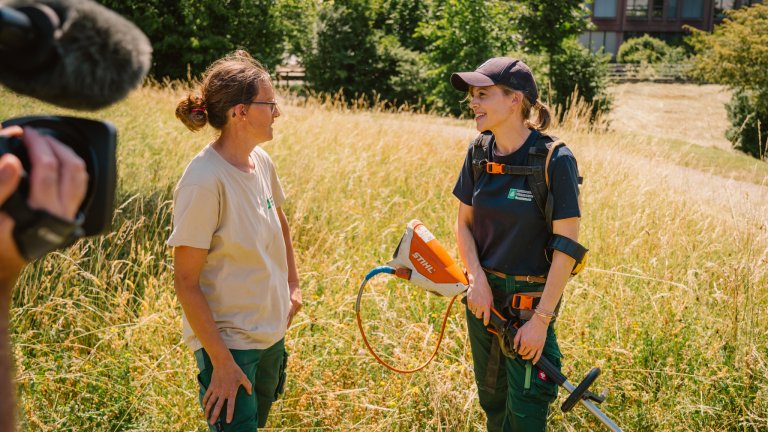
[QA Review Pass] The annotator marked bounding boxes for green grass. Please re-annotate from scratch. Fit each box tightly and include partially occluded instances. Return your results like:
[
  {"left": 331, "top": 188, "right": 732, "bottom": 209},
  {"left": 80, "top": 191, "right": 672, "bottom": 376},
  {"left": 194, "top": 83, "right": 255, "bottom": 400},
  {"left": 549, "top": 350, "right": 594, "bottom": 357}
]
[
  {"left": 2, "top": 84, "right": 767, "bottom": 431},
  {"left": 609, "top": 131, "right": 768, "bottom": 187}
]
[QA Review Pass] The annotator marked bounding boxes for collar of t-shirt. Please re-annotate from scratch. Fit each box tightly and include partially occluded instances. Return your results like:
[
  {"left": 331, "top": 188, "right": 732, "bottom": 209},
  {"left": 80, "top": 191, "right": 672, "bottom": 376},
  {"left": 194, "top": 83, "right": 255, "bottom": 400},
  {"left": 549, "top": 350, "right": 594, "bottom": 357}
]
[{"left": 489, "top": 129, "right": 540, "bottom": 166}]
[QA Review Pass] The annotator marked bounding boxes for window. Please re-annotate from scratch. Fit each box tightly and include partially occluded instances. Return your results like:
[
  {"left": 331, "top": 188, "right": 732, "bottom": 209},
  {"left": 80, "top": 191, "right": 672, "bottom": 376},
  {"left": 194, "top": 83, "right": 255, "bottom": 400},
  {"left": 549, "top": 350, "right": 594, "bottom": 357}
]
[
  {"left": 715, "top": 0, "right": 735, "bottom": 18},
  {"left": 590, "top": 32, "right": 606, "bottom": 51},
  {"left": 604, "top": 32, "right": 618, "bottom": 57},
  {"left": 626, "top": 0, "right": 649, "bottom": 17},
  {"left": 653, "top": 0, "right": 664, "bottom": 17},
  {"left": 667, "top": 0, "right": 678, "bottom": 18},
  {"left": 579, "top": 32, "right": 591, "bottom": 47},
  {"left": 578, "top": 31, "right": 620, "bottom": 58},
  {"left": 593, "top": 0, "right": 617, "bottom": 17},
  {"left": 682, "top": 0, "right": 704, "bottom": 18}
]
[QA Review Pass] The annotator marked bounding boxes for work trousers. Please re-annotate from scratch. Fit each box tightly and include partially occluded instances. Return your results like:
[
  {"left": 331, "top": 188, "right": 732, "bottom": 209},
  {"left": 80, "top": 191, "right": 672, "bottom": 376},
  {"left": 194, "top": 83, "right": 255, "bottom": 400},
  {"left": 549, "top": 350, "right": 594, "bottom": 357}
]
[
  {"left": 195, "top": 338, "right": 288, "bottom": 431},
  {"left": 467, "top": 271, "right": 562, "bottom": 432}
]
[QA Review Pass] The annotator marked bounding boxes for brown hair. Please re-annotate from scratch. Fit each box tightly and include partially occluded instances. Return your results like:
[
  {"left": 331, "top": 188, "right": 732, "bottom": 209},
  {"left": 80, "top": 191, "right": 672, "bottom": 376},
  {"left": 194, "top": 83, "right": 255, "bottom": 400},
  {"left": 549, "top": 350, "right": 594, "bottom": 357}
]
[
  {"left": 501, "top": 86, "right": 551, "bottom": 132},
  {"left": 521, "top": 97, "right": 551, "bottom": 132},
  {"left": 176, "top": 50, "right": 270, "bottom": 132}
]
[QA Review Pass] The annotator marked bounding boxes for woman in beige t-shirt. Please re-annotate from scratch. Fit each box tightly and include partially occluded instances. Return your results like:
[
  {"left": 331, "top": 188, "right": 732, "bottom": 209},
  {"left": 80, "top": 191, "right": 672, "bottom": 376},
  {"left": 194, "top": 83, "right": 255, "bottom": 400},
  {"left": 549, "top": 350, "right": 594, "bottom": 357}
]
[{"left": 168, "top": 50, "right": 301, "bottom": 431}]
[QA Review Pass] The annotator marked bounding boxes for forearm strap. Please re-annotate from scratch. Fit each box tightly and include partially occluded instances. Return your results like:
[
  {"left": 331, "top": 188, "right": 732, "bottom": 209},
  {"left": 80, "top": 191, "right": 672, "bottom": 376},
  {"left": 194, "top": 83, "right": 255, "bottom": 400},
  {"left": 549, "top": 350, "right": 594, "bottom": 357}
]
[{"left": 547, "top": 234, "right": 588, "bottom": 275}]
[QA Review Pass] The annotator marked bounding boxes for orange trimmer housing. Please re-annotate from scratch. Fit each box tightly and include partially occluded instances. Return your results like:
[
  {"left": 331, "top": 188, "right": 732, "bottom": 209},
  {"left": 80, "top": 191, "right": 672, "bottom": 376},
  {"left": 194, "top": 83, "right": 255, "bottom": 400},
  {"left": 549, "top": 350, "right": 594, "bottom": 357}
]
[{"left": 387, "top": 220, "right": 468, "bottom": 297}]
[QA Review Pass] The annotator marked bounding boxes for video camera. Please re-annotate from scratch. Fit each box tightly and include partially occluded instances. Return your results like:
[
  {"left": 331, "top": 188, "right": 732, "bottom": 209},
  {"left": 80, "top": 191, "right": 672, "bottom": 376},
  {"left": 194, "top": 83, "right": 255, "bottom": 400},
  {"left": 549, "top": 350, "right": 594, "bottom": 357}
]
[
  {"left": 0, "top": 0, "right": 151, "bottom": 260},
  {"left": 0, "top": 116, "right": 116, "bottom": 258}
]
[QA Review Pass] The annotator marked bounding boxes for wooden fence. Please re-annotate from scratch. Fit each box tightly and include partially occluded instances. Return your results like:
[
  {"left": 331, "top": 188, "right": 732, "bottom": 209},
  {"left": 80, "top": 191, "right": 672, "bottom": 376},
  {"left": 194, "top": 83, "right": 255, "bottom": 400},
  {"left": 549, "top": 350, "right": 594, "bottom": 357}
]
[
  {"left": 275, "top": 65, "right": 306, "bottom": 87},
  {"left": 607, "top": 63, "right": 692, "bottom": 83},
  {"left": 275, "top": 63, "right": 692, "bottom": 86}
]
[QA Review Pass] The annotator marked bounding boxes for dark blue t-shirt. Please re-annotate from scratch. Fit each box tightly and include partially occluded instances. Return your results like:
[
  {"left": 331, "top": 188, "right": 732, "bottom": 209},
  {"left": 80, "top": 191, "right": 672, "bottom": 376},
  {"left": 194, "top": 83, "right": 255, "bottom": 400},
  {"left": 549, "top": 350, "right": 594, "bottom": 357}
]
[{"left": 452, "top": 130, "right": 581, "bottom": 276}]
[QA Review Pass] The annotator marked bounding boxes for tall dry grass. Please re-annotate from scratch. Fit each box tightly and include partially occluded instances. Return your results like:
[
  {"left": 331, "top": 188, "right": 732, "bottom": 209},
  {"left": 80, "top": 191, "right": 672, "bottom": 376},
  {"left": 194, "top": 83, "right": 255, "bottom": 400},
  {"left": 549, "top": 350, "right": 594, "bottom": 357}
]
[{"left": 1, "top": 83, "right": 766, "bottom": 431}]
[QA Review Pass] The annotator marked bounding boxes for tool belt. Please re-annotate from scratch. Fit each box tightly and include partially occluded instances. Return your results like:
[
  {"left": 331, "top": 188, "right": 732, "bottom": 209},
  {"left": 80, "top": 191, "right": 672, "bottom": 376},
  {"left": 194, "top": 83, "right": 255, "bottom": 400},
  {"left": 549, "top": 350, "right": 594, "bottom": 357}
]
[
  {"left": 483, "top": 267, "right": 549, "bottom": 322},
  {"left": 483, "top": 267, "right": 547, "bottom": 284}
]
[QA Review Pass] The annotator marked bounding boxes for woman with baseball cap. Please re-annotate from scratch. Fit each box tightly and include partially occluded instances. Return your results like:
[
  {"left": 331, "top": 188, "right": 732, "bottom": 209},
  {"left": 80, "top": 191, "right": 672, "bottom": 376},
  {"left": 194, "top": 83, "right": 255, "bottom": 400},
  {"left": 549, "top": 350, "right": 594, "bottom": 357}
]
[{"left": 451, "top": 57, "right": 583, "bottom": 431}]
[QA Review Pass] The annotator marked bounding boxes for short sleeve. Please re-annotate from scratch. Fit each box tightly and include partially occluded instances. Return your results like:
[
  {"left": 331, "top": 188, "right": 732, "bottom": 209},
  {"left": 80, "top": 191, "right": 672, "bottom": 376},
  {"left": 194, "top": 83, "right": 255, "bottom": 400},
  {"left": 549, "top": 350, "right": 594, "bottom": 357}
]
[
  {"left": 452, "top": 145, "right": 475, "bottom": 206},
  {"left": 548, "top": 147, "right": 581, "bottom": 220},
  {"left": 167, "top": 185, "right": 220, "bottom": 249},
  {"left": 269, "top": 159, "right": 286, "bottom": 208}
]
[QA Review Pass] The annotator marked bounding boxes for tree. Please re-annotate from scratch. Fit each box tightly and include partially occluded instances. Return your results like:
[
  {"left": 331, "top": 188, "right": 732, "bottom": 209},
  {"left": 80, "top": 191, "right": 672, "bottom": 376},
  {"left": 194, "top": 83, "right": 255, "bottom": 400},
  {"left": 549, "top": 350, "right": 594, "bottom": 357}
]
[
  {"left": 417, "top": 0, "right": 517, "bottom": 115},
  {"left": 687, "top": 4, "right": 768, "bottom": 158},
  {"left": 509, "top": 1, "right": 611, "bottom": 117},
  {"left": 301, "top": 0, "right": 428, "bottom": 106},
  {"left": 97, "top": 0, "right": 303, "bottom": 79},
  {"left": 371, "top": 0, "right": 429, "bottom": 51},
  {"left": 549, "top": 39, "right": 612, "bottom": 118},
  {"left": 301, "top": 0, "right": 379, "bottom": 100},
  {"left": 512, "top": 0, "right": 592, "bottom": 58},
  {"left": 276, "top": 0, "right": 319, "bottom": 63}
]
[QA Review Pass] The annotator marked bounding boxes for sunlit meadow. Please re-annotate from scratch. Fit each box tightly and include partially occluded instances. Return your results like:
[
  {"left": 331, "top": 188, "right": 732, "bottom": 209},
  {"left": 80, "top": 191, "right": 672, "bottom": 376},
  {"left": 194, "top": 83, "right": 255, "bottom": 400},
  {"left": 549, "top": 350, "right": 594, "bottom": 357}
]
[{"left": 1, "top": 82, "right": 767, "bottom": 431}]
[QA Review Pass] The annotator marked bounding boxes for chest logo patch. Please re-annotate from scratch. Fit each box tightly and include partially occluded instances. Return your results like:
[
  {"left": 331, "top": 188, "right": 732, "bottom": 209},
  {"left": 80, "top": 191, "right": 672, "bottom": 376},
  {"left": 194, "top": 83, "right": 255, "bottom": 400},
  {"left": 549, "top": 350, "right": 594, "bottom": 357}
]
[
  {"left": 266, "top": 195, "right": 274, "bottom": 209},
  {"left": 507, "top": 188, "right": 533, "bottom": 202}
]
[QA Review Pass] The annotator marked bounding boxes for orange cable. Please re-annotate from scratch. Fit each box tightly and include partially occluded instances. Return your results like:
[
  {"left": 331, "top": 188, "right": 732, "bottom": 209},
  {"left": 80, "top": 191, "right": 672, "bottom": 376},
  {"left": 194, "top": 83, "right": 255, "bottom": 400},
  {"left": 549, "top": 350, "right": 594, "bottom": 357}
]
[{"left": 356, "top": 277, "right": 459, "bottom": 374}]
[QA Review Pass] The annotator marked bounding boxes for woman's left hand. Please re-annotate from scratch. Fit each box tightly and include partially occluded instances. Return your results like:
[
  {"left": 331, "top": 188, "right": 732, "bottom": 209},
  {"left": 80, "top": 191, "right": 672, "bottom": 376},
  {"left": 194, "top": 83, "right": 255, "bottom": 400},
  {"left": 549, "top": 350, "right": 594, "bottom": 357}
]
[
  {"left": 287, "top": 281, "right": 302, "bottom": 328},
  {"left": 513, "top": 315, "right": 549, "bottom": 364}
]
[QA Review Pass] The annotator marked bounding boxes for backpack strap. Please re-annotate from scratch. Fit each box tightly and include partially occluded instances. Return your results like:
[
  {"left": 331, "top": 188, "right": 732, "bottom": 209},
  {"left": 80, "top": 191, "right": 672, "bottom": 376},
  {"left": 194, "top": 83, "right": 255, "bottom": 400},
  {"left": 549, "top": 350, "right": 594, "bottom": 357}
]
[
  {"left": 527, "top": 135, "right": 553, "bottom": 232},
  {"left": 530, "top": 134, "right": 584, "bottom": 233},
  {"left": 471, "top": 131, "right": 493, "bottom": 184},
  {"left": 544, "top": 140, "right": 566, "bottom": 189}
]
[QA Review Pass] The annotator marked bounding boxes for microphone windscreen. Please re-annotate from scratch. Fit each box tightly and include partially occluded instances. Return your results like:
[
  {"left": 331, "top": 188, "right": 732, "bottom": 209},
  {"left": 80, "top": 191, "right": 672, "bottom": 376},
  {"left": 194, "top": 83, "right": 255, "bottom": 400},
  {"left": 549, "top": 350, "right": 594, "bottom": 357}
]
[{"left": 0, "top": 0, "right": 152, "bottom": 110}]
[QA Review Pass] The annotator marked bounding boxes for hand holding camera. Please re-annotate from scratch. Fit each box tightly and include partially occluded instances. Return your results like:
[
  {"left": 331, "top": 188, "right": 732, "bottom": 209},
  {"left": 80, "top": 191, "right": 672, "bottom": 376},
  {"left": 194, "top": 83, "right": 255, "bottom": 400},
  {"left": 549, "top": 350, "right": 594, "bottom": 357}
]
[
  {"left": 0, "top": 125, "right": 87, "bottom": 279},
  {"left": 0, "top": 116, "right": 117, "bottom": 260}
]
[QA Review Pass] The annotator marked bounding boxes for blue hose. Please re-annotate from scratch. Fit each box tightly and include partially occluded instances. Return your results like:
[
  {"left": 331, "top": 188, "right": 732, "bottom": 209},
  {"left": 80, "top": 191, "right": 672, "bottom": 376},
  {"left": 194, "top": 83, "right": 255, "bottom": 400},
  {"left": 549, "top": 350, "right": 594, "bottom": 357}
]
[{"left": 355, "top": 266, "right": 395, "bottom": 313}]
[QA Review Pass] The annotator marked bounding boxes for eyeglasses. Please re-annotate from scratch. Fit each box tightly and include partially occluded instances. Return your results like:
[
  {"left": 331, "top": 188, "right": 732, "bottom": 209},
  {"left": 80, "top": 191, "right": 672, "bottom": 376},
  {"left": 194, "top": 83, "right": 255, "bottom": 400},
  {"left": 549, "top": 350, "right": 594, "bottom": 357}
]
[{"left": 249, "top": 100, "right": 278, "bottom": 114}]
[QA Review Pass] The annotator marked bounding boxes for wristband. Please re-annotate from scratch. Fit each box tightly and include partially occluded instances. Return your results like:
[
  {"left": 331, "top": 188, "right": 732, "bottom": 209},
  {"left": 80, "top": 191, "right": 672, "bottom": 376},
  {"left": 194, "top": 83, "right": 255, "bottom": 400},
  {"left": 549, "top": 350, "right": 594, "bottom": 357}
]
[{"left": 2, "top": 190, "right": 85, "bottom": 261}]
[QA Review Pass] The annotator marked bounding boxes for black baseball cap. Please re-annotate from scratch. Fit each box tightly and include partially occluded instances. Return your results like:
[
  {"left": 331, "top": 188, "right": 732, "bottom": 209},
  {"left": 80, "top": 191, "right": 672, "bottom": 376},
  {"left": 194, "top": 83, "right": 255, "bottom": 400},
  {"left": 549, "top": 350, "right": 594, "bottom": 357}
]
[{"left": 450, "top": 57, "right": 538, "bottom": 102}]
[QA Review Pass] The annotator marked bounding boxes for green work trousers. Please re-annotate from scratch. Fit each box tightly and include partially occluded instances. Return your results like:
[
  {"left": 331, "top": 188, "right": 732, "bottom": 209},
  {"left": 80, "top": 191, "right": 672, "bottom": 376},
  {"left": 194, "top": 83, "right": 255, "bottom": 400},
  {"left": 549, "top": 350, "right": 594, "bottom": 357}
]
[
  {"left": 467, "top": 271, "right": 562, "bottom": 432},
  {"left": 195, "top": 338, "right": 288, "bottom": 432}
]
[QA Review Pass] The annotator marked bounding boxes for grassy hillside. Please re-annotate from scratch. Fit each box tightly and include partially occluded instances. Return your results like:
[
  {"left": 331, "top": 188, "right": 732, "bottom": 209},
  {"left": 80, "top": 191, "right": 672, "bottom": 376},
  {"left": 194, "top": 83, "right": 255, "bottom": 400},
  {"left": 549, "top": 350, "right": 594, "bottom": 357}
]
[
  {"left": 608, "top": 83, "right": 733, "bottom": 151},
  {"left": 1, "top": 84, "right": 767, "bottom": 431}
]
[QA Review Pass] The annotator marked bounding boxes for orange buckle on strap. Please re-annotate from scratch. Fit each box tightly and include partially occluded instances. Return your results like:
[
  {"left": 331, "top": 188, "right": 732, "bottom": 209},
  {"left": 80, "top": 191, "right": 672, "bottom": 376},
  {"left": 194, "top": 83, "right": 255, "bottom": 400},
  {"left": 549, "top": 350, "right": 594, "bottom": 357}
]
[
  {"left": 511, "top": 293, "right": 535, "bottom": 310},
  {"left": 486, "top": 162, "right": 504, "bottom": 174}
]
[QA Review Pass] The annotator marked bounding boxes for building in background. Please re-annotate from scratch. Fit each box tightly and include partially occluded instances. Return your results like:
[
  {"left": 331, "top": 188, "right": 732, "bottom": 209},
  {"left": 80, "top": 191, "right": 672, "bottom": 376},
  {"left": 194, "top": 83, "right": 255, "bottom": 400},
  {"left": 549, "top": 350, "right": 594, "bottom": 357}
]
[{"left": 581, "top": 0, "right": 762, "bottom": 58}]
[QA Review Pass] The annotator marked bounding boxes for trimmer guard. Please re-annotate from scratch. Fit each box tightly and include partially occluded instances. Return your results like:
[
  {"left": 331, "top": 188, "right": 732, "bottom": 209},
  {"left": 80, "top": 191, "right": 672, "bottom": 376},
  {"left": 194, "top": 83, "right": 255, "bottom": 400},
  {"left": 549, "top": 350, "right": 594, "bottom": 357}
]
[{"left": 386, "top": 220, "right": 468, "bottom": 297}]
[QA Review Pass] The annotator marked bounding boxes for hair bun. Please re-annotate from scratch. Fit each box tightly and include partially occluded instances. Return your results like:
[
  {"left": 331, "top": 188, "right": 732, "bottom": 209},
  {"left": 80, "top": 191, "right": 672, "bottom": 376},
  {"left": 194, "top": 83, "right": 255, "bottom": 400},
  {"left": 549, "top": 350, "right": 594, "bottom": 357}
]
[{"left": 176, "top": 95, "right": 208, "bottom": 132}]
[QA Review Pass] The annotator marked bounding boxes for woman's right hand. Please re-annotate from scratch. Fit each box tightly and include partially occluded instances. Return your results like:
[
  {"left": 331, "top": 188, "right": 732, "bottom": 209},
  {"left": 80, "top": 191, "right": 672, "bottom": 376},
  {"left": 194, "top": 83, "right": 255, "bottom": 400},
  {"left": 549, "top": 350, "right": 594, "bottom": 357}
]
[
  {"left": 466, "top": 271, "right": 494, "bottom": 326},
  {"left": 202, "top": 356, "right": 253, "bottom": 426}
]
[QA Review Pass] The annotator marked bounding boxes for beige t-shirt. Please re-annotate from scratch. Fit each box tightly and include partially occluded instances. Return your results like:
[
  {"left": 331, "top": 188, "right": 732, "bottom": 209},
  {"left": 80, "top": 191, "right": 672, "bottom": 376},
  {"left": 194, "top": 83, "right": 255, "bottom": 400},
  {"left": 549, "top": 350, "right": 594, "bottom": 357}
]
[{"left": 167, "top": 145, "right": 290, "bottom": 351}]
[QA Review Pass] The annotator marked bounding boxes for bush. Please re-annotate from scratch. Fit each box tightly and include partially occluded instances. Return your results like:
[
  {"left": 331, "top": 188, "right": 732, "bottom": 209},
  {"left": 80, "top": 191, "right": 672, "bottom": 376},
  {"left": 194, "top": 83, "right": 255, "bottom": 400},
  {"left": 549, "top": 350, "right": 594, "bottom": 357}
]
[
  {"left": 687, "top": 4, "right": 768, "bottom": 158},
  {"left": 617, "top": 35, "right": 686, "bottom": 64},
  {"left": 372, "top": 33, "right": 429, "bottom": 106},
  {"left": 725, "top": 90, "right": 768, "bottom": 159},
  {"left": 549, "top": 38, "right": 613, "bottom": 118}
]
